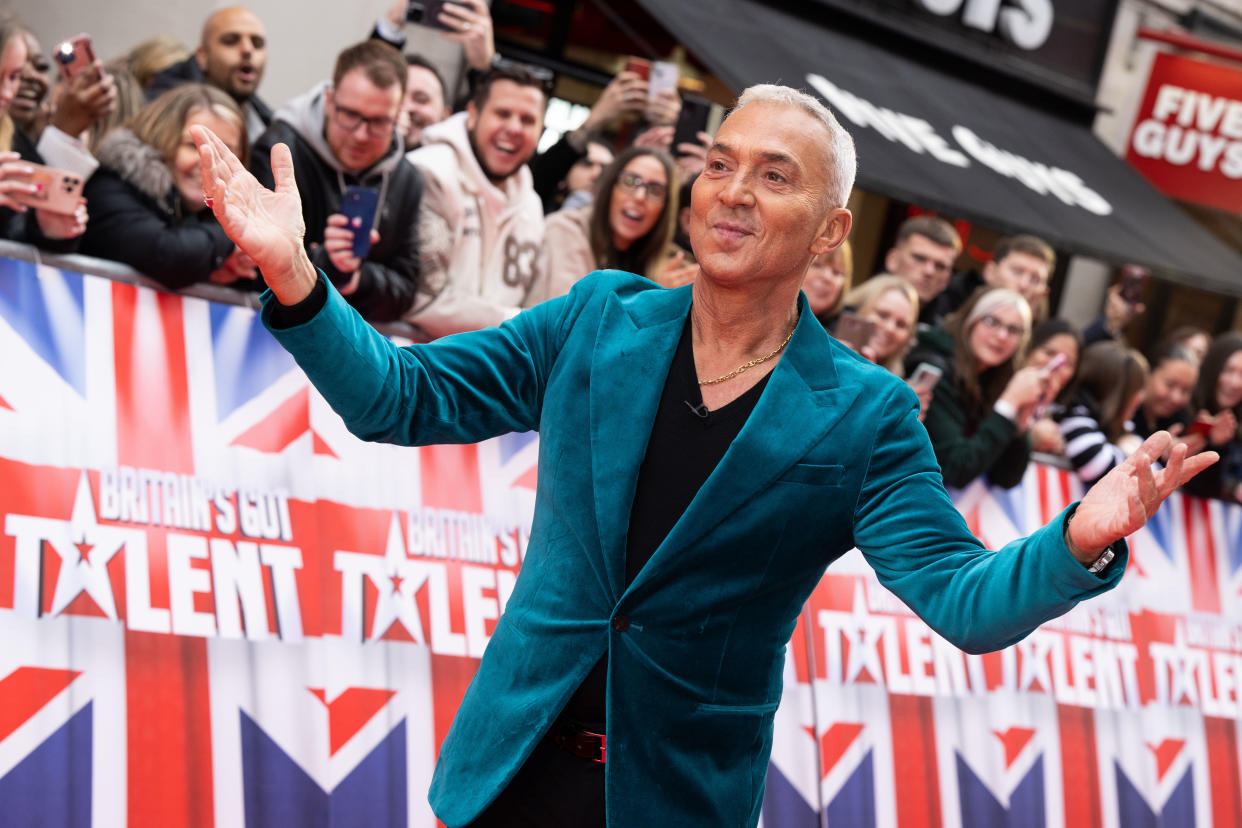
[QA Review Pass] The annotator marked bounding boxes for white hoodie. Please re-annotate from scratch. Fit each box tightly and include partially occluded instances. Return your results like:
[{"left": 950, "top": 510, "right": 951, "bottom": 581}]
[{"left": 404, "top": 113, "right": 545, "bottom": 337}]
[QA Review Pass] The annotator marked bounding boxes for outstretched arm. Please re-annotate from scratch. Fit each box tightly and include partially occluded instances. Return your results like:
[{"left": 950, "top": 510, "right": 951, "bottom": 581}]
[
  {"left": 1067, "top": 431, "right": 1217, "bottom": 561},
  {"left": 191, "top": 125, "right": 315, "bottom": 305}
]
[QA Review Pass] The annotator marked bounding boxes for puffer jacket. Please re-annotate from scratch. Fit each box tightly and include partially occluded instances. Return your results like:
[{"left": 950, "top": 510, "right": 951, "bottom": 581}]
[{"left": 80, "top": 128, "right": 252, "bottom": 290}]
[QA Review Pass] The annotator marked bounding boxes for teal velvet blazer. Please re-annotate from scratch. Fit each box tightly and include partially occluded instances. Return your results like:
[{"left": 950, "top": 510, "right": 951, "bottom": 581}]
[{"left": 262, "top": 270, "right": 1125, "bottom": 828}]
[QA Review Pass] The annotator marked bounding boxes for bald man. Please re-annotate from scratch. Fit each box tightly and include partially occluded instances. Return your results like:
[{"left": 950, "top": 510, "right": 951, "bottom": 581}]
[{"left": 147, "top": 6, "right": 271, "bottom": 141}]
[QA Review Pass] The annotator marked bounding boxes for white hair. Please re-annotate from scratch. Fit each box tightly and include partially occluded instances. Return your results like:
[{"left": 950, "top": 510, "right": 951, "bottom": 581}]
[{"left": 732, "top": 84, "right": 857, "bottom": 208}]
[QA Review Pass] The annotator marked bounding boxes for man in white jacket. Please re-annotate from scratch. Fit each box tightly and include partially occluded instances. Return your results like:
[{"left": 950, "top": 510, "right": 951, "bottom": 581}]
[{"left": 404, "top": 64, "right": 547, "bottom": 338}]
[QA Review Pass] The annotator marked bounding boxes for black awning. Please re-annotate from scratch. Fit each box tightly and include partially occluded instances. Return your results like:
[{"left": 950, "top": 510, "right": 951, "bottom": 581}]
[{"left": 635, "top": 0, "right": 1242, "bottom": 295}]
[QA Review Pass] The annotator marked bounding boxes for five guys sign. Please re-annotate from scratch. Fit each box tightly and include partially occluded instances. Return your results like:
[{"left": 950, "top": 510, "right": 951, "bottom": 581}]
[{"left": 1127, "top": 51, "right": 1242, "bottom": 213}]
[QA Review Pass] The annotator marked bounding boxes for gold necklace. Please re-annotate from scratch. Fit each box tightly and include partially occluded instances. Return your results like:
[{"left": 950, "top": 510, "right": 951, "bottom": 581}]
[{"left": 698, "top": 324, "right": 797, "bottom": 385}]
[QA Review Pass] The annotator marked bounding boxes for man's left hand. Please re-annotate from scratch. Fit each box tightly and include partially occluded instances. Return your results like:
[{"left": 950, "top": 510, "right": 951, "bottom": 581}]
[{"left": 1068, "top": 431, "right": 1217, "bottom": 563}]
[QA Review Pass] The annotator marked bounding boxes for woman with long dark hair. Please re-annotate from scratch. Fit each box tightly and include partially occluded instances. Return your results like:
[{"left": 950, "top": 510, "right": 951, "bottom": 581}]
[
  {"left": 1055, "top": 341, "right": 1148, "bottom": 486},
  {"left": 1182, "top": 333, "right": 1242, "bottom": 502},
  {"left": 908, "top": 286, "right": 1045, "bottom": 488},
  {"left": 1021, "top": 318, "right": 1080, "bottom": 456},
  {"left": 530, "top": 145, "right": 677, "bottom": 302}
]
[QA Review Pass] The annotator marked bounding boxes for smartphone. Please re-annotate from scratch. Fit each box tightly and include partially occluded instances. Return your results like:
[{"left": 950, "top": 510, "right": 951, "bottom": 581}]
[
  {"left": 406, "top": 0, "right": 459, "bottom": 31},
  {"left": 907, "top": 362, "right": 944, "bottom": 393},
  {"left": 622, "top": 56, "right": 651, "bottom": 81},
  {"left": 672, "top": 94, "right": 712, "bottom": 156},
  {"left": 9, "top": 163, "right": 85, "bottom": 215},
  {"left": 835, "top": 311, "right": 876, "bottom": 353},
  {"left": 1119, "top": 265, "right": 1147, "bottom": 304},
  {"left": 54, "top": 34, "right": 97, "bottom": 83},
  {"left": 341, "top": 186, "right": 379, "bottom": 259},
  {"left": 648, "top": 61, "right": 678, "bottom": 100},
  {"left": 1038, "top": 353, "right": 1067, "bottom": 377}
]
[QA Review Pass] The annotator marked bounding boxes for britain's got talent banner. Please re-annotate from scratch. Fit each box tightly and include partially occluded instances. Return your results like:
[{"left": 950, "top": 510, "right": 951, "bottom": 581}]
[{"left": 1, "top": 256, "right": 1240, "bottom": 827}]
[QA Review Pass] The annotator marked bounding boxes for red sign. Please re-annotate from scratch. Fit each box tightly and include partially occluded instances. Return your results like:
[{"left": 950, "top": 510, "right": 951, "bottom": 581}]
[{"left": 1126, "top": 51, "right": 1242, "bottom": 212}]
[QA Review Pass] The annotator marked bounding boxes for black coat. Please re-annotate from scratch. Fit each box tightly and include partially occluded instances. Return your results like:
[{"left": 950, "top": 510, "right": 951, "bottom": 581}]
[{"left": 78, "top": 129, "right": 256, "bottom": 290}]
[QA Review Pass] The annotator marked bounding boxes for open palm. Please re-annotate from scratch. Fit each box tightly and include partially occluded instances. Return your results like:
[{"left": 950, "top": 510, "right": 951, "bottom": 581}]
[
  {"left": 191, "top": 125, "right": 313, "bottom": 302},
  {"left": 1070, "top": 431, "right": 1217, "bottom": 556}
]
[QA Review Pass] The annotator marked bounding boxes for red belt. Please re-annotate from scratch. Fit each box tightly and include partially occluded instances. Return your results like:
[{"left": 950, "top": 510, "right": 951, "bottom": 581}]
[{"left": 551, "top": 722, "right": 606, "bottom": 764}]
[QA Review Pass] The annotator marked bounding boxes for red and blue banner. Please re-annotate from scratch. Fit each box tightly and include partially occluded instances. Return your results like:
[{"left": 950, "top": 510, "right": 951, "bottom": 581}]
[{"left": 2, "top": 256, "right": 1240, "bottom": 826}]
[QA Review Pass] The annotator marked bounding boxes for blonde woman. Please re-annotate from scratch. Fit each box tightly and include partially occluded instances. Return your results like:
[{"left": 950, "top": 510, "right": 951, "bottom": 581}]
[
  {"left": 80, "top": 84, "right": 256, "bottom": 289},
  {"left": 840, "top": 273, "right": 918, "bottom": 374}
]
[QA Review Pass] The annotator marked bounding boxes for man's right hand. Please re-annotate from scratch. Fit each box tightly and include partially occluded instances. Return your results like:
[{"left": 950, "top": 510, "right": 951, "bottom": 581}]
[
  {"left": 999, "top": 366, "right": 1048, "bottom": 429},
  {"left": 323, "top": 213, "right": 363, "bottom": 277},
  {"left": 581, "top": 71, "right": 648, "bottom": 133},
  {"left": 0, "top": 152, "right": 38, "bottom": 211},
  {"left": 192, "top": 126, "right": 316, "bottom": 305},
  {"left": 51, "top": 61, "right": 117, "bottom": 137}
]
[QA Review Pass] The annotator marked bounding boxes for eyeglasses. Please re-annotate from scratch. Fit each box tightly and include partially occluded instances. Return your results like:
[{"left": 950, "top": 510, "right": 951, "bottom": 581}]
[
  {"left": 979, "top": 314, "right": 1025, "bottom": 339},
  {"left": 616, "top": 172, "right": 667, "bottom": 202},
  {"left": 330, "top": 102, "right": 396, "bottom": 138}
]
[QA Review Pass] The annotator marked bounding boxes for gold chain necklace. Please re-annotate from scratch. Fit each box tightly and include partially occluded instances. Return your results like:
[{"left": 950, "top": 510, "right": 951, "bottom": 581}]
[{"left": 698, "top": 324, "right": 797, "bottom": 385}]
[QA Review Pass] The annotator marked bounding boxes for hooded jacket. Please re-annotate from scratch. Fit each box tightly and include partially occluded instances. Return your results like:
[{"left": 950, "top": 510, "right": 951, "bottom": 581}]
[
  {"left": 404, "top": 112, "right": 545, "bottom": 338},
  {"left": 527, "top": 204, "right": 593, "bottom": 305},
  {"left": 79, "top": 128, "right": 250, "bottom": 290},
  {"left": 146, "top": 55, "right": 273, "bottom": 143},
  {"left": 251, "top": 82, "right": 423, "bottom": 322}
]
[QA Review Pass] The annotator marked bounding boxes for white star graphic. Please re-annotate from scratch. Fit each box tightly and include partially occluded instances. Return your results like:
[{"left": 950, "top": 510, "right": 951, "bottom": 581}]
[
  {"left": 45, "top": 471, "right": 127, "bottom": 619},
  {"left": 842, "top": 581, "right": 887, "bottom": 684},
  {"left": 367, "top": 513, "right": 428, "bottom": 643}
]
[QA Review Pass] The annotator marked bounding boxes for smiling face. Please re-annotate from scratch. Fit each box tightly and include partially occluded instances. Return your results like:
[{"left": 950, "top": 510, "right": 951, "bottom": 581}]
[
  {"left": 1024, "top": 332, "right": 1078, "bottom": 398},
  {"left": 863, "top": 287, "right": 915, "bottom": 363},
  {"left": 1145, "top": 358, "right": 1196, "bottom": 420},
  {"left": 690, "top": 101, "right": 850, "bottom": 293},
  {"left": 802, "top": 251, "right": 848, "bottom": 316},
  {"left": 968, "top": 303, "right": 1027, "bottom": 370},
  {"left": 0, "top": 34, "right": 29, "bottom": 115},
  {"left": 1216, "top": 351, "right": 1242, "bottom": 411},
  {"left": 609, "top": 154, "right": 668, "bottom": 252},
  {"left": 175, "top": 107, "right": 243, "bottom": 212},
  {"left": 466, "top": 79, "right": 544, "bottom": 183},
  {"left": 9, "top": 32, "right": 48, "bottom": 131},
  {"left": 400, "top": 64, "right": 447, "bottom": 147},
  {"left": 197, "top": 7, "right": 267, "bottom": 100}
]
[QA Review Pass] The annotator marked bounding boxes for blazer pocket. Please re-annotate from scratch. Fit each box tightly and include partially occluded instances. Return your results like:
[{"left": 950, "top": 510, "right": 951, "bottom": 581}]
[{"left": 778, "top": 462, "right": 845, "bottom": 487}]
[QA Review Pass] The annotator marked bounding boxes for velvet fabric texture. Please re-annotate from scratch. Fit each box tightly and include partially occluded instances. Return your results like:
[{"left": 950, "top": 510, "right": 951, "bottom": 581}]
[{"left": 262, "top": 270, "right": 1126, "bottom": 828}]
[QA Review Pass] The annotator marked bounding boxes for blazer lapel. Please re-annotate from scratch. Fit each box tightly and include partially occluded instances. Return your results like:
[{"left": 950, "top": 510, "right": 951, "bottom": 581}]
[
  {"left": 624, "top": 304, "right": 862, "bottom": 598},
  {"left": 589, "top": 281, "right": 693, "bottom": 599}
]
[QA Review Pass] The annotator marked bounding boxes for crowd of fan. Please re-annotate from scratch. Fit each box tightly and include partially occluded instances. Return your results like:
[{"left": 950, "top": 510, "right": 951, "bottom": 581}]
[{"left": 2, "top": 5, "right": 1240, "bottom": 504}]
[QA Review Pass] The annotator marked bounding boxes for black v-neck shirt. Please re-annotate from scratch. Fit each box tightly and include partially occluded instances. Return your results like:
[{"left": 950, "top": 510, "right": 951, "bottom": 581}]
[{"left": 562, "top": 315, "right": 771, "bottom": 723}]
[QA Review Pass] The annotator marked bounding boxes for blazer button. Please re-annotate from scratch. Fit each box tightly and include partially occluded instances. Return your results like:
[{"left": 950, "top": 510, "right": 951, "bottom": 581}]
[{"left": 612, "top": 615, "right": 630, "bottom": 632}]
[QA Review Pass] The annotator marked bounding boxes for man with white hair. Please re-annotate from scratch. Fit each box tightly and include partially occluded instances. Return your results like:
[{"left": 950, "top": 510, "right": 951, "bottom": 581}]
[{"left": 192, "top": 83, "right": 1214, "bottom": 827}]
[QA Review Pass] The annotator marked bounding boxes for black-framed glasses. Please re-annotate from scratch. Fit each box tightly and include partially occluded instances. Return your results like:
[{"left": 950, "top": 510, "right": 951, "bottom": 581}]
[
  {"left": 616, "top": 172, "right": 667, "bottom": 202},
  {"left": 330, "top": 102, "right": 396, "bottom": 138}
]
